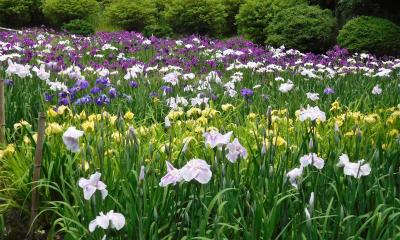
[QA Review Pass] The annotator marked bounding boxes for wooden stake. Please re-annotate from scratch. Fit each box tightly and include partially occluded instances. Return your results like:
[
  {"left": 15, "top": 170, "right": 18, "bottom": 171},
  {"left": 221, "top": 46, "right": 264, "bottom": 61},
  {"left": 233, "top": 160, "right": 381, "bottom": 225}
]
[
  {"left": 0, "top": 79, "right": 5, "bottom": 145},
  {"left": 29, "top": 112, "right": 46, "bottom": 239}
]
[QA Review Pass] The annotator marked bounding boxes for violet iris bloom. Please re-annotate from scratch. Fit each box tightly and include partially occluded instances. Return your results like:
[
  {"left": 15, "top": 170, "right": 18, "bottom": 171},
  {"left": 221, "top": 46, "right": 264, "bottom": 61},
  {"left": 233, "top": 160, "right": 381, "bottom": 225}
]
[
  {"left": 129, "top": 81, "right": 139, "bottom": 88},
  {"left": 203, "top": 130, "right": 233, "bottom": 149},
  {"left": 180, "top": 159, "right": 212, "bottom": 184},
  {"left": 323, "top": 87, "right": 335, "bottom": 95},
  {"left": 108, "top": 87, "right": 117, "bottom": 98},
  {"left": 159, "top": 161, "right": 183, "bottom": 187},
  {"left": 90, "top": 87, "right": 102, "bottom": 95},
  {"left": 240, "top": 88, "right": 254, "bottom": 98}
]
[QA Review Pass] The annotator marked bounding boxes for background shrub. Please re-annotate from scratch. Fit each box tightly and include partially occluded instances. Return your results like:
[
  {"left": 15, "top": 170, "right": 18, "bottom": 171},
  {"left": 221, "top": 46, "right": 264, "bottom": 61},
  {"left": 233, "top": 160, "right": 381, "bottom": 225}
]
[
  {"left": 42, "top": 0, "right": 100, "bottom": 26},
  {"left": 266, "top": 4, "right": 336, "bottom": 52},
  {"left": 61, "top": 19, "right": 95, "bottom": 36},
  {"left": 143, "top": 0, "right": 173, "bottom": 37},
  {"left": 337, "top": 16, "right": 400, "bottom": 56},
  {"left": 0, "top": 0, "right": 44, "bottom": 27},
  {"left": 236, "top": 0, "right": 307, "bottom": 43},
  {"left": 164, "top": 0, "right": 227, "bottom": 37},
  {"left": 105, "top": 0, "right": 157, "bottom": 32},
  {"left": 143, "top": 24, "right": 173, "bottom": 38},
  {"left": 222, "top": 0, "right": 245, "bottom": 35}
]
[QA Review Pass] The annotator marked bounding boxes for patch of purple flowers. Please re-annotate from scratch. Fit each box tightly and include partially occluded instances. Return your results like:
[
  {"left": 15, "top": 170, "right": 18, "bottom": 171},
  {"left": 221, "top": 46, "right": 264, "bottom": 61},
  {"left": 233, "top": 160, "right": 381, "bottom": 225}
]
[{"left": 240, "top": 88, "right": 254, "bottom": 98}]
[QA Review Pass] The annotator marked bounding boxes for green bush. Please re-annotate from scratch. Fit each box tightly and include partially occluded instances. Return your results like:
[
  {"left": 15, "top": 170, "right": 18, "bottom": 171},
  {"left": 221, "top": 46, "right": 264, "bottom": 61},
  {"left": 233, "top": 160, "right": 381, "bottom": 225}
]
[
  {"left": 164, "top": 0, "right": 227, "bottom": 37},
  {"left": 236, "top": 0, "right": 307, "bottom": 43},
  {"left": 337, "top": 16, "right": 400, "bottom": 56},
  {"left": 143, "top": 24, "right": 173, "bottom": 37},
  {"left": 141, "top": 0, "right": 173, "bottom": 37},
  {"left": 266, "top": 4, "right": 336, "bottom": 52},
  {"left": 42, "top": 0, "right": 100, "bottom": 26},
  {"left": 0, "top": 0, "right": 44, "bottom": 27},
  {"left": 61, "top": 19, "right": 95, "bottom": 36},
  {"left": 104, "top": 0, "right": 157, "bottom": 32},
  {"left": 222, "top": 0, "right": 245, "bottom": 35}
]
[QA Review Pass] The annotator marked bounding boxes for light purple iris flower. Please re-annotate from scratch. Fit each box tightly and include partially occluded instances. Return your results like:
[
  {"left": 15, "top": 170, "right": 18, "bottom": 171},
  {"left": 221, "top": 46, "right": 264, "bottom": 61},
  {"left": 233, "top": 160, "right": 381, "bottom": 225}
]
[
  {"left": 159, "top": 161, "right": 183, "bottom": 187},
  {"left": 78, "top": 172, "right": 108, "bottom": 200},
  {"left": 89, "top": 210, "right": 125, "bottom": 232},
  {"left": 323, "top": 87, "right": 335, "bottom": 95},
  {"left": 180, "top": 159, "right": 212, "bottom": 184},
  {"left": 299, "top": 153, "right": 325, "bottom": 169},
  {"left": 62, "top": 127, "right": 84, "bottom": 153},
  {"left": 226, "top": 138, "right": 248, "bottom": 163},
  {"left": 203, "top": 130, "right": 233, "bottom": 149},
  {"left": 287, "top": 167, "right": 303, "bottom": 189}
]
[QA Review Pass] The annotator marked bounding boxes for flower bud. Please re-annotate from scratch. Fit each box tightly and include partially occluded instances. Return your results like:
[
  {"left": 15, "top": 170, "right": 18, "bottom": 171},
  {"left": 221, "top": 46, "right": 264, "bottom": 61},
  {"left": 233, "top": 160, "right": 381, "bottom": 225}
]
[
  {"left": 164, "top": 116, "right": 171, "bottom": 128},
  {"left": 139, "top": 165, "right": 145, "bottom": 181}
]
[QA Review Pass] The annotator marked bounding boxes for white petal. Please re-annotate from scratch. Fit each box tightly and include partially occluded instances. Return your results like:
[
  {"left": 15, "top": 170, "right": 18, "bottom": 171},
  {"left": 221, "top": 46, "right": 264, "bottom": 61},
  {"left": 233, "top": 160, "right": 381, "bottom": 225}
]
[
  {"left": 313, "top": 157, "right": 325, "bottom": 169},
  {"left": 83, "top": 185, "right": 97, "bottom": 200},
  {"left": 89, "top": 172, "right": 101, "bottom": 184},
  {"left": 108, "top": 212, "right": 126, "bottom": 230},
  {"left": 96, "top": 180, "right": 107, "bottom": 190},
  {"left": 78, "top": 178, "right": 89, "bottom": 188},
  {"left": 101, "top": 189, "right": 108, "bottom": 200},
  {"left": 88, "top": 219, "right": 97, "bottom": 232},
  {"left": 96, "top": 215, "right": 110, "bottom": 230},
  {"left": 180, "top": 166, "right": 196, "bottom": 182},
  {"left": 360, "top": 163, "right": 371, "bottom": 177},
  {"left": 195, "top": 169, "right": 212, "bottom": 184}
]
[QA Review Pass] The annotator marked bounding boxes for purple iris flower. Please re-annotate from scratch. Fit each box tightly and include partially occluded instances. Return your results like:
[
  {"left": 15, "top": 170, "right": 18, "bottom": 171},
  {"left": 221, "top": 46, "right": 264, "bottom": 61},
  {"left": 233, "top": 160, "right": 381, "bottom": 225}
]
[
  {"left": 44, "top": 93, "right": 53, "bottom": 102},
  {"left": 129, "top": 81, "right": 139, "bottom": 88},
  {"left": 108, "top": 87, "right": 117, "bottom": 98},
  {"left": 75, "top": 95, "right": 92, "bottom": 105},
  {"left": 59, "top": 91, "right": 69, "bottom": 98},
  {"left": 68, "top": 87, "right": 79, "bottom": 95},
  {"left": 4, "top": 79, "right": 13, "bottom": 86},
  {"left": 58, "top": 97, "right": 69, "bottom": 106},
  {"left": 323, "top": 87, "right": 335, "bottom": 95},
  {"left": 240, "top": 88, "right": 254, "bottom": 98},
  {"left": 95, "top": 94, "right": 110, "bottom": 106},
  {"left": 149, "top": 92, "right": 159, "bottom": 98},
  {"left": 95, "top": 77, "right": 110, "bottom": 88},
  {"left": 160, "top": 86, "right": 173, "bottom": 94},
  {"left": 90, "top": 87, "right": 102, "bottom": 95},
  {"left": 75, "top": 79, "right": 89, "bottom": 90}
]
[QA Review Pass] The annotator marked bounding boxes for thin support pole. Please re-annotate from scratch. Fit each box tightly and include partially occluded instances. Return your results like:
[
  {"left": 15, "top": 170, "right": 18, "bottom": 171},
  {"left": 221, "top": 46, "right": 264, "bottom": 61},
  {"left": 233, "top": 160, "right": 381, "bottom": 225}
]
[
  {"left": 0, "top": 79, "right": 5, "bottom": 145},
  {"left": 29, "top": 112, "right": 46, "bottom": 239}
]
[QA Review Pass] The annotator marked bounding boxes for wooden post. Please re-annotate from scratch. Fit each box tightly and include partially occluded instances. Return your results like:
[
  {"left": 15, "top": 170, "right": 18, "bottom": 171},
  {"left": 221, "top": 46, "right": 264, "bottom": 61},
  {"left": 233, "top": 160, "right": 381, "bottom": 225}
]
[
  {"left": 29, "top": 112, "right": 46, "bottom": 239},
  {"left": 0, "top": 79, "right": 5, "bottom": 145}
]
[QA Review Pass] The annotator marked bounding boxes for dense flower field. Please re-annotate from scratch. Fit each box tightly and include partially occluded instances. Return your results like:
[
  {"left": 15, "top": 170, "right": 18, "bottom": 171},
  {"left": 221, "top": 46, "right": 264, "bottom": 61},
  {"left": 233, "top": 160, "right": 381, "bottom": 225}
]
[{"left": 0, "top": 29, "right": 400, "bottom": 239}]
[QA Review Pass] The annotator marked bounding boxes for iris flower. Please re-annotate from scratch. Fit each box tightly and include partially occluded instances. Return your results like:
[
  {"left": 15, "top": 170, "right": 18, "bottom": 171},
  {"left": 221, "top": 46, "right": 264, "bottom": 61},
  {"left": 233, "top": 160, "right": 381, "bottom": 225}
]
[
  {"left": 300, "top": 153, "right": 325, "bottom": 169},
  {"left": 337, "top": 154, "right": 371, "bottom": 178},
  {"left": 287, "top": 167, "right": 303, "bottom": 189},
  {"left": 159, "top": 161, "right": 183, "bottom": 187},
  {"left": 203, "top": 130, "right": 232, "bottom": 149},
  {"left": 78, "top": 172, "right": 108, "bottom": 200},
  {"left": 226, "top": 138, "right": 248, "bottom": 163},
  {"left": 180, "top": 159, "right": 212, "bottom": 184},
  {"left": 299, "top": 106, "right": 326, "bottom": 122},
  {"left": 89, "top": 210, "right": 126, "bottom": 232},
  {"left": 62, "top": 127, "right": 84, "bottom": 153}
]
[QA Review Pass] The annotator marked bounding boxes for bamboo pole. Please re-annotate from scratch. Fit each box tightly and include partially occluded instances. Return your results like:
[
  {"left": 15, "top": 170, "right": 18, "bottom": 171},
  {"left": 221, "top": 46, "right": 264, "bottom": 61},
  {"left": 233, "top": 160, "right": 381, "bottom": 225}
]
[
  {"left": 29, "top": 112, "right": 46, "bottom": 239},
  {"left": 0, "top": 79, "right": 5, "bottom": 145},
  {"left": 0, "top": 26, "right": 20, "bottom": 32}
]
